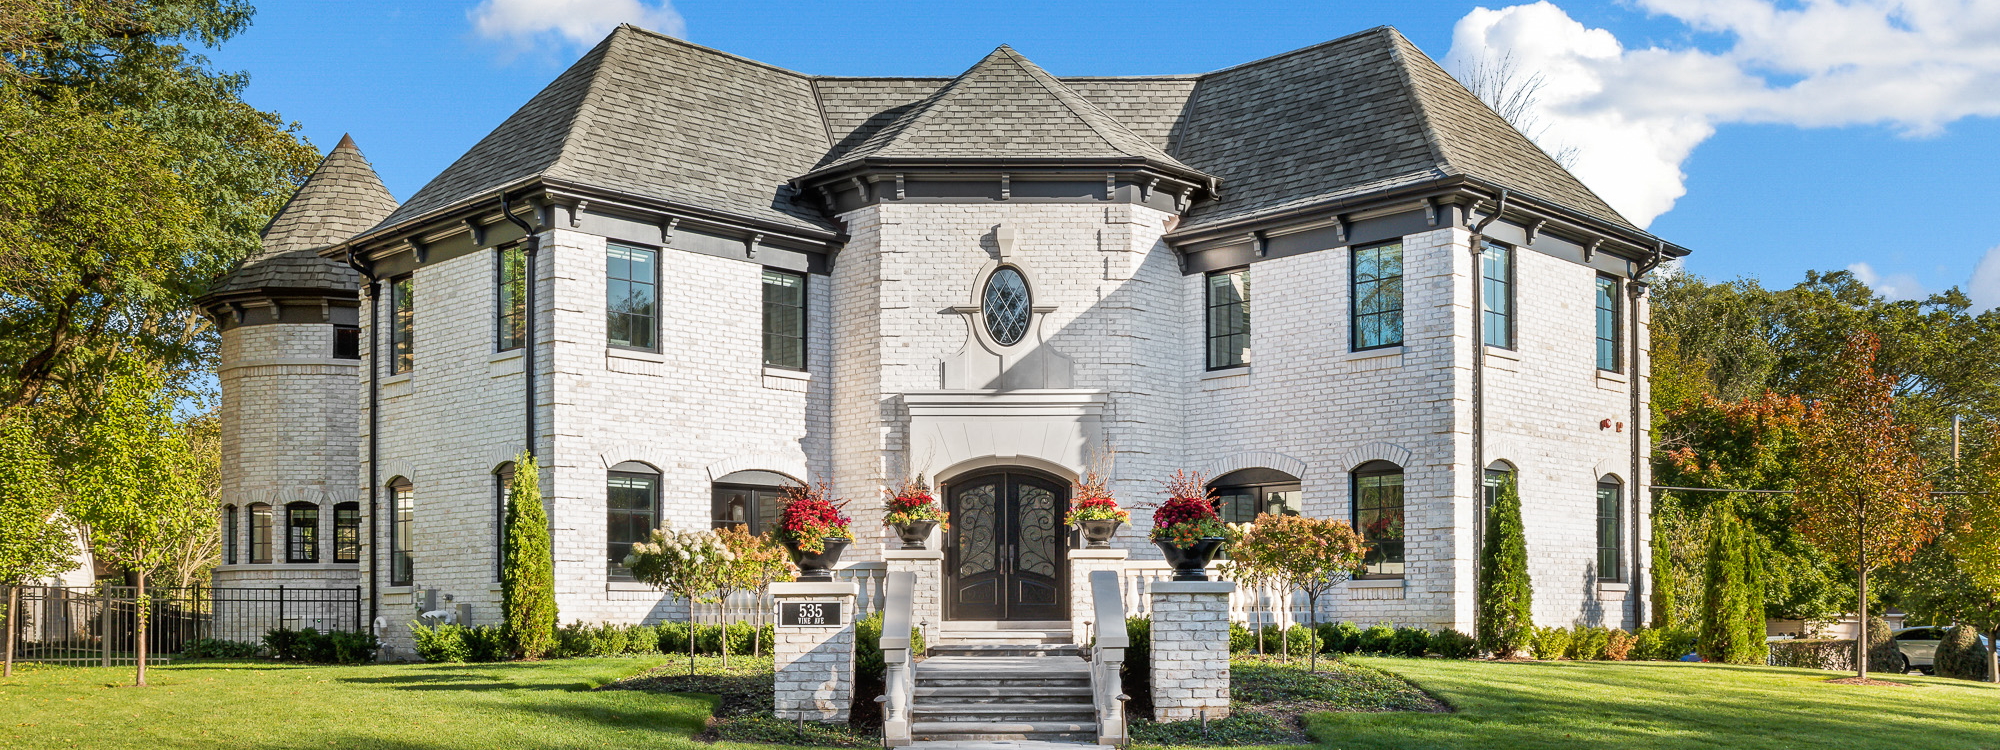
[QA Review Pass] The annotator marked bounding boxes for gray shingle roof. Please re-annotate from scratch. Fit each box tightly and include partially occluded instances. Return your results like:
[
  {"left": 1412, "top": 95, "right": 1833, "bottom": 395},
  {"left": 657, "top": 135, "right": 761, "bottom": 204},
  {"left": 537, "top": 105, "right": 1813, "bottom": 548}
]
[{"left": 209, "top": 135, "right": 396, "bottom": 295}]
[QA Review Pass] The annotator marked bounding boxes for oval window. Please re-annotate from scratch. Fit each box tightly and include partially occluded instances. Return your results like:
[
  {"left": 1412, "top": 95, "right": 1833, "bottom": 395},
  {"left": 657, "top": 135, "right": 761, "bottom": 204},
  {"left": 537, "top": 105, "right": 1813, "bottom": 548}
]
[{"left": 983, "top": 267, "right": 1031, "bottom": 346}]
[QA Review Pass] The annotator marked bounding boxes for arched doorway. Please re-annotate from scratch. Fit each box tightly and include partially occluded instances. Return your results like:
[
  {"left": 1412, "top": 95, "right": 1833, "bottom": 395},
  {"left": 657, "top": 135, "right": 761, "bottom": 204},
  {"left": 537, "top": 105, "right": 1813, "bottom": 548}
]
[{"left": 943, "top": 468, "right": 1069, "bottom": 621}]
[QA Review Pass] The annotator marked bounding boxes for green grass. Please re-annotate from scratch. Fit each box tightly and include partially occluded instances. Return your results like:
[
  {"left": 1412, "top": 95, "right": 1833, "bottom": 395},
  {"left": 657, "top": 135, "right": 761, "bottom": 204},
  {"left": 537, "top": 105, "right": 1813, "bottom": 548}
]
[
  {"left": 1297, "top": 657, "right": 2000, "bottom": 750},
  {"left": 0, "top": 656, "right": 753, "bottom": 750}
]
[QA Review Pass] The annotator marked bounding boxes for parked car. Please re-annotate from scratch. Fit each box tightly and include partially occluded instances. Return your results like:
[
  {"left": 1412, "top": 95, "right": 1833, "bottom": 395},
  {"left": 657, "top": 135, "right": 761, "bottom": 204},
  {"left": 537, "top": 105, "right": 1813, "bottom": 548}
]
[{"left": 1891, "top": 626, "right": 1992, "bottom": 674}]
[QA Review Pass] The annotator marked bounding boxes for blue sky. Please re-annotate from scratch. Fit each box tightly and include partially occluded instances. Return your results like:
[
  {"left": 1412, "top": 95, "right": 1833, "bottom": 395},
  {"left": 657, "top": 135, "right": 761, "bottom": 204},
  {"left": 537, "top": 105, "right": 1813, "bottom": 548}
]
[{"left": 202, "top": 1, "right": 2000, "bottom": 302}]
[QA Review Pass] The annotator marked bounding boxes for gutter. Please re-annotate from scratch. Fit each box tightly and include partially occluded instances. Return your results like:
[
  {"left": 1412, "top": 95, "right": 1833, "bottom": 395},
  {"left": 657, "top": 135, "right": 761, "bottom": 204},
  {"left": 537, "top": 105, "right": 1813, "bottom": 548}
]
[
  {"left": 342, "top": 246, "right": 382, "bottom": 636},
  {"left": 1467, "top": 188, "right": 1506, "bottom": 626}
]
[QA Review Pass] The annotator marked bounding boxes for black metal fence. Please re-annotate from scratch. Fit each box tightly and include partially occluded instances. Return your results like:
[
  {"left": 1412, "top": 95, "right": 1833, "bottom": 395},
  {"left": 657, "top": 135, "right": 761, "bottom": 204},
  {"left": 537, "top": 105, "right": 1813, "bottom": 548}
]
[{"left": 2, "top": 585, "right": 362, "bottom": 667}]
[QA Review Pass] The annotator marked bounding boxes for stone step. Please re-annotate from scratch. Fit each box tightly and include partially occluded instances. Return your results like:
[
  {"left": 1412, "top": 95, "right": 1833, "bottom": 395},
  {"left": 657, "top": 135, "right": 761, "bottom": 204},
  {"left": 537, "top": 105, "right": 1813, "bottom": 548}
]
[
  {"left": 915, "top": 685, "right": 1095, "bottom": 699},
  {"left": 931, "top": 633, "right": 1073, "bottom": 646},
  {"left": 913, "top": 703, "right": 1097, "bottom": 723},
  {"left": 928, "top": 644, "right": 1082, "bottom": 658},
  {"left": 914, "top": 655, "right": 1091, "bottom": 688},
  {"left": 915, "top": 676, "right": 1092, "bottom": 688},
  {"left": 910, "top": 721, "right": 1098, "bottom": 742}
]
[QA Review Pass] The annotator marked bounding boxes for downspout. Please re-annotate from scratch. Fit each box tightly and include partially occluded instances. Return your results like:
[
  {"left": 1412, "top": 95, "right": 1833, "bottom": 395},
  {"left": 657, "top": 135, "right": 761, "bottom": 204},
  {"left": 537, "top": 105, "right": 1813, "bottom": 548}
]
[
  {"left": 344, "top": 247, "right": 381, "bottom": 634},
  {"left": 1466, "top": 189, "right": 1505, "bottom": 629},
  {"left": 499, "top": 192, "right": 540, "bottom": 460},
  {"left": 1629, "top": 241, "right": 1664, "bottom": 628}
]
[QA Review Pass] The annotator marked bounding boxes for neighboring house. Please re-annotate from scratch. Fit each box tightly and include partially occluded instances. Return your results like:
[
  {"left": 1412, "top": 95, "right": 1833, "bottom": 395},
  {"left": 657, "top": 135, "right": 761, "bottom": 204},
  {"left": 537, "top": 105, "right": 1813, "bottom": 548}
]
[{"left": 199, "top": 24, "right": 1688, "bottom": 656}]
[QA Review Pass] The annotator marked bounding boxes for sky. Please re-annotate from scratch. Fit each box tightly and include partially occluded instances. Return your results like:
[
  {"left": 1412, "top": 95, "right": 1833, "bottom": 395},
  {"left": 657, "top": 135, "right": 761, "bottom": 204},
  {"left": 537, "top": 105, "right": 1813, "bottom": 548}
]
[{"left": 201, "top": 0, "right": 2000, "bottom": 304}]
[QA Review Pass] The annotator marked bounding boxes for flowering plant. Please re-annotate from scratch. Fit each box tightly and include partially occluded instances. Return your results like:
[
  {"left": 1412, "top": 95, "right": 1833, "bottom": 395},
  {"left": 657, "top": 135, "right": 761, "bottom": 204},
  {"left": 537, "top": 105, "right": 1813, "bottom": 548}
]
[
  {"left": 883, "top": 474, "right": 949, "bottom": 530},
  {"left": 622, "top": 520, "right": 733, "bottom": 603},
  {"left": 774, "top": 483, "right": 852, "bottom": 554},
  {"left": 1148, "top": 470, "right": 1233, "bottom": 546},
  {"left": 1065, "top": 468, "right": 1129, "bottom": 526}
]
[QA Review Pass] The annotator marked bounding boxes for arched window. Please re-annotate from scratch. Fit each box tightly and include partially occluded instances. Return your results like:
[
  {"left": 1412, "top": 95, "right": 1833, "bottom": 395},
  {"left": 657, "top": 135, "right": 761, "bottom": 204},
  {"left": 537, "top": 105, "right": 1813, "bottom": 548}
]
[
  {"left": 1482, "top": 460, "right": 1516, "bottom": 516},
  {"left": 247, "top": 503, "right": 273, "bottom": 564},
  {"left": 608, "top": 462, "right": 660, "bottom": 579},
  {"left": 983, "top": 266, "right": 1031, "bottom": 346},
  {"left": 1597, "top": 477, "right": 1623, "bottom": 582},
  {"left": 1352, "top": 461, "right": 1405, "bottom": 579},
  {"left": 494, "top": 462, "right": 516, "bottom": 581},
  {"left": 223, "top": 505, "right": 239, "bottom": 565},
  {"left": 1207, "top": 468, "right": 1301, "bottom": 525},
  {"left": 286, "top": 502, "right": 319, "bottom": 563},
  {"left": 388, "top": 478, "right": 413, "bottom": 586},
  {"left": 711, "top": 470, "right": 803, "bottom": 535},
  {"left": 333, "top": 502, "right": 360, "bottom": 564}
]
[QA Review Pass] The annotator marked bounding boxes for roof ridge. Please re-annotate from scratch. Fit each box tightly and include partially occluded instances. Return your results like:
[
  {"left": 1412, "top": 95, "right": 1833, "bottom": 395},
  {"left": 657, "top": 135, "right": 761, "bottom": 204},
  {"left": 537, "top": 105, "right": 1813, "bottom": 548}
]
[
  {"left": 1198, "top": 25, "right": 1398, "bottom": 78},
  {"left": 999, "top": 47, "right": 1126, "bottom": 156},
  {"left": 612, "top": 23, "right": 815, "bottom": 80},
  {"left": 1381, "top": 29, "right": 1454, "bottom": 179},
  {"left": 544, "top": 28, "right": 636, "bottom": 183}
]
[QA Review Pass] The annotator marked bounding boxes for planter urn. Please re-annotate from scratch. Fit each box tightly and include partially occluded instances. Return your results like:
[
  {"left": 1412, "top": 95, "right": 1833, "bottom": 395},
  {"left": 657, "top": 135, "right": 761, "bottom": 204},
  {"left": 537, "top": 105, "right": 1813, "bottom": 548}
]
[
  {"left": 1077, "top": 519, "right": 1122, "bottom": 549},
  {"left": 786, "top": 537, "right": 851, "bottom": 582},
  {"left": 1155, "top": 537, "right": 1227, "bottom": 581},
  {"left": 892, "top": 520, "right": 938, "bottom": 550}
]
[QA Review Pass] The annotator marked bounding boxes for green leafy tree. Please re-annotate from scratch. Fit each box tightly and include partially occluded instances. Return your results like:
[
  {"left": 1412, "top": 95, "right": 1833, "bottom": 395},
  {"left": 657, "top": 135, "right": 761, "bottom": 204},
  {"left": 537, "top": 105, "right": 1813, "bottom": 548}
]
[
  {"left": 64, "top": 370, "right": 211, "bottom": 687},
  {"left": 1477, "top": 472, "right": 1532, "bottom": 658},
  {"left": 1231, "top": 513, "right": 1368, "bottom": 671},
  {"left": 1697, "top": 502, "right": 1766, "bottom": 665},
  {"left": 501, "top": 455, "right": 556, "bottom": 659},
  {"left": 0, "top": 409, "right": 71, "bottom": 584},
  {"left": 623, "top": 521, "right": 730, "bottom": 674}
]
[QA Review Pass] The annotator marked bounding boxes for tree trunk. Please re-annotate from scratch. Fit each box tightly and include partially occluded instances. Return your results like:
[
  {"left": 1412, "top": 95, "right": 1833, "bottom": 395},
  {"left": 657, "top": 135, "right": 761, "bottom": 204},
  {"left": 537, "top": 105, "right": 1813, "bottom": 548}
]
[
  {"left": 134, "top": 570, "right": 148, "bottom": 687},
  {"left": 1855, "top": 562, "right": 1868, "bottom": 682},
  {"left": 1307, "top": 593, "right": 1319, "bottom": 674}
]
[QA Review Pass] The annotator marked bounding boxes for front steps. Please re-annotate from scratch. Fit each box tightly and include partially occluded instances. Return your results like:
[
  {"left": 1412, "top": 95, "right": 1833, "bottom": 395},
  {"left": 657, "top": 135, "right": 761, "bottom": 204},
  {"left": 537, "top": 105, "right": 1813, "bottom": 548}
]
[{"left": 910, "top": 650, "right": 1098, "bottom": 742}]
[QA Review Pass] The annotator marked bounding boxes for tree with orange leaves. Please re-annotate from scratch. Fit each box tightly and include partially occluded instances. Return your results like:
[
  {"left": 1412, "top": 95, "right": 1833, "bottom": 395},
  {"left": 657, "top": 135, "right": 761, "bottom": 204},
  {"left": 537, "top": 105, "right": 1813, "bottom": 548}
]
[{"left": 1794, "top": 332, "right": 1939, "bottom": 682}]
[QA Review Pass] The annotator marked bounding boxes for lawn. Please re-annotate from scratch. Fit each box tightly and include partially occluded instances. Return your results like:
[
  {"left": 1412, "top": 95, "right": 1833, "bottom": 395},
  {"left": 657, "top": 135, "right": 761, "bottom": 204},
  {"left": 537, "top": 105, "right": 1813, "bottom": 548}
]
[
  {"left": 1302, "top": 657, "right": 2000, "bottom": 750},
  {"left": 0, "top": 656, "right": 740, "bottom": 750}
]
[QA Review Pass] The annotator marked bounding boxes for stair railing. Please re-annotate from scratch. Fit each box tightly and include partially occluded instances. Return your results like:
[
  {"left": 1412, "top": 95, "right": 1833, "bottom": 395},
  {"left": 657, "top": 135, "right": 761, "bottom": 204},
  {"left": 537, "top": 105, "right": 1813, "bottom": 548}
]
[
  {"left": 880, "top": 571, "right": 916, "bottom": 747},
  {"left": 1088, "top": 569, "right": 1129, "bottom": 746}
]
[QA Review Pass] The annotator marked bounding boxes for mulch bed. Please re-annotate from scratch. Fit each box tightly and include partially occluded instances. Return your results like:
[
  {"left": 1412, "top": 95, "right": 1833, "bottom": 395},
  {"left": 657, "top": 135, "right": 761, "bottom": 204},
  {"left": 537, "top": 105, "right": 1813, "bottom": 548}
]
[
  {"left": 1126, "top": 655, "right": 1449, "bottom": 746},
  {"left": 601, "top": 658, "right": 879, "bottom": 747}
]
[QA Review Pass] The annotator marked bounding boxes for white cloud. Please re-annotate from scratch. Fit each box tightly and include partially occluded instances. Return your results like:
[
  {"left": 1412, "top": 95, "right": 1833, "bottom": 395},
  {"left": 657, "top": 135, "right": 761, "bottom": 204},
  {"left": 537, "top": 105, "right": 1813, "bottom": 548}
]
[
  {"left": 1845, "top": 262, "right": 1928, "bottom": 301},
  {"left": 1966, "top": 245, "right": 2000, "bottom": 310},
  {"left": 1445, "top": 1, "right": 2000, "bottom": 228},
  {"left": 469, "top": 0, "right": 684, "bottom": 48}
]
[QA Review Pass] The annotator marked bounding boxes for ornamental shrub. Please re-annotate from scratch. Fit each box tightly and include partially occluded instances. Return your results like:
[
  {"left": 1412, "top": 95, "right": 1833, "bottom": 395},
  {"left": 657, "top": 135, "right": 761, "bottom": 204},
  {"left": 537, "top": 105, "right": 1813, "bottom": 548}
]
[
  {"left": 180, "top": 638, "right": 259, "bottom": 659},
  {"left": 464, "top": 625, "right": 509, "bottom": 662},
  {"left": 1322, "top": 621, "right": 1363, "bottom": 654},
  {"left": 1605, "top": 629, "right": 1637, "bottom": 661},
  {"left": 1357, "top": 624, "right": 1397, "bottom": 654},
  {"left": 1257, "top": 625, "right": 1320, "bottom": 656},
  {"left": 1477, "top": 472, "right": 1533, "bottom": 658},
  {"left": 1430, "top": 629, "right": 1479, "bottom": 659},
  {"left": 1769, "top": 639, "right": 1855, "bottom": 670},
  {"left": 1390, "top": 627, "right": 1432, "bottom": 657},
  {"left": 1531, "top": 626, "right": 1572, "bottom": 660},
  {"left": 1866, "top": 616, "right": 1902, "bottom": 673},
  {"left": 854, "top": 611, "right": 927, "bottom": 682},
  {"left": 267, "top": 627, "right": 380, "bottom": 664},
  {"left": 1230, "top": 621, "right": 1256, "bottom": 653},
  {"left": 1936, "top": 625, "right": 1990, "bottom": 681},
  {"left": 623, "top": 624, "right": 659, "bottom": 655},
  {"left": 1571, "top": 626, "right": 1611, "bottom": 660},
  {"left": 409, "top": 622, "right": 472, "bottom": 663},
  {"left": 1698, "top": 503, "right": 1767, "bottom": 665},
  {"left": 502, "top": 454, "right": 558, "bottom": 659}
]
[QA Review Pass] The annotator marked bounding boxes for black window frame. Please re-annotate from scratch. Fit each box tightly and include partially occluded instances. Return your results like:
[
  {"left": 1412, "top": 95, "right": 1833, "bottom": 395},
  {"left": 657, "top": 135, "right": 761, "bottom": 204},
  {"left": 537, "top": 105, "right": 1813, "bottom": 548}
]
[
  {"left": 1480, "top": 242, "right": 1515, "bottom": 350},
  {"left": 285, "top": 502, "right": 319, "bottom": 564},
  {"left": 1595, "top": 274, "right": 1622, "bottom": 373},
  {"left": 497, "top": 245, "right": 527, "bottom": 352},
  {"left": 494, "top": 462, "right": 515, "bottom": 582},
  {"left": 1205, "top": 266, "right": 1250, "bottom": 370},
  {"left": 333, "top": 325, "right": 361, "bottom": 360},
  {"left": 388, "top": 276, "right": 414, "bottom": 374},
  {"left": 762, "top": 268, "right": 807, "bottom": 370},
  {"left": 607, "top": 465, "right": 661, "bottom": 580},
  {"left": 605, "top": 243, "right": 659, "bottom": 352},
  {"left": 1207, "top": 469, "right": 1302, "bottom": 526},
  {"left": 1351, "top": 240, "right": 1405, "bottom": 351},
  {"left": 1482, "top": 463, "right": 1515, "bottom": 517},
  {"left": 711, "top": 483, "right": 793, "bottom": 536},
  {"left": 389, "top": 479, "right": 413, "bottom": 586},
  {"left": 333, "top": 502, "right": 360, "bottom": 564},
  {"left": 1597, "top": 479, "right": 1623, "bottom": 582},
  {"left": 223, "top": 504, "right": 238, "bottom": 565},
  {"left": 1353, "top": 461, "right": 1406, "bottom": 579},
  {"left": 248, "top": 502, "right": 272, "bottom": 564}
]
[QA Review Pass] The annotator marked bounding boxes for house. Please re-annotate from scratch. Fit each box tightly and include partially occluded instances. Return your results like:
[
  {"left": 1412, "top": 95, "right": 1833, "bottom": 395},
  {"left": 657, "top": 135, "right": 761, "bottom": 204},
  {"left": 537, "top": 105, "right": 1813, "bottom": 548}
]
[{"left": 198, "top": 24, "right": 1688, "bottom": 658}]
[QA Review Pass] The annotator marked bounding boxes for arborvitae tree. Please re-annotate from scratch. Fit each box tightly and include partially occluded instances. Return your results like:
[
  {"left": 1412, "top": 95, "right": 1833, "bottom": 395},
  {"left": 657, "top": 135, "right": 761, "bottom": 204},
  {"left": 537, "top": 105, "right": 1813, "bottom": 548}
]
[
  {"left": 1698, "top": 502, "right": 1767, "bottom": 664},
  {"left": 1936, "top": 624, "right": 1991, "bottom": 681},
  {"left": 1477, "top": 472, "right": 1533, "bottom": 658},
  {"left": 502, "top": 454, "right": 557, "bottom": 659},
  {"left": 1652, "top": 520, "right": 1677, "bottom": 629}
]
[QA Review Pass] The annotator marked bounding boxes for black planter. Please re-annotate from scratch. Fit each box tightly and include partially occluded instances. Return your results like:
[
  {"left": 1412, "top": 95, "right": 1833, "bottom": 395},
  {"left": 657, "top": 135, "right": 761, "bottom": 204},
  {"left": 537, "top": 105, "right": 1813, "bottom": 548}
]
[
  {"left": 893, "top": 520, "right": 938, "bottom": 550},
  {"left": 1077, "top": 519, "right": 1122, "bottom": 548},
  {"left": 1155, "top": 537, "right": 1227, "bottom": 581},
  {"left": 787, "top": 537, "right": 851, "bottom": 582}
]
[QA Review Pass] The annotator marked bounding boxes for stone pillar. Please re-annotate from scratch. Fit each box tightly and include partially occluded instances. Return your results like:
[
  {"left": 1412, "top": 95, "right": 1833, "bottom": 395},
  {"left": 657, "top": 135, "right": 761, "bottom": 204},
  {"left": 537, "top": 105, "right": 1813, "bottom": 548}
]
[
  {"left": 883, "top": 548, "right": 941, "bottom": 642},
  {"left": 1069, "top": 548, "right": 1127, "bottom": 645},
  {"left": 771, "top": 581, "right": 858, "bottom": 722},
  {"left": 1149, "top": 581, "right": 1235, "bottom": 721}
]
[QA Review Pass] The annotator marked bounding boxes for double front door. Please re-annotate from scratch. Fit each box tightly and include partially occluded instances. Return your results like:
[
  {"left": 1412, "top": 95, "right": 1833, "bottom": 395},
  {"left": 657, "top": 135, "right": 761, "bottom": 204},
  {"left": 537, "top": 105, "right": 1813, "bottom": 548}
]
[{"left": 945, "top": 470, "right": 1068, "bottom": 621}]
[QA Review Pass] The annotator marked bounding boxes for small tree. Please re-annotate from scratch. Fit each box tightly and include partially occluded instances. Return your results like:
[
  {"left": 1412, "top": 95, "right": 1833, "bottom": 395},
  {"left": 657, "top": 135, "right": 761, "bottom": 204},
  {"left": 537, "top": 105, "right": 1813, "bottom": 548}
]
[
  {"left": 501, "top": 454, "right": 557, "bottom": 659},
  {"left": 712, "top": 525, "right": 793, "bottom": 662},
  {"left": 1232, "top": 513, "right": 1367, "bottom": 671},
  {"left": 1650, "top": 521, "right": 1677, "bottom": 629},
  {"left": 1477, "top": 472, "right": 1533, "bottom": 658},
  {"left": 0, "top": 410, "right": 73, "bottom": 585},
  {"left": 1794, "top": 333, "right": 1938, "bottom": 681},
  {"left": 624, "top": 521, "right": 729, "bottom": 674},
  {"left": 1697, "top": 501, "right": 1767, "bottom": 664},
  {"left": 65, "top": 372, "right": 211, "bottom": 687},
  {"left": 1946, "top": 422, "right": 2000, "bottom": 683}
]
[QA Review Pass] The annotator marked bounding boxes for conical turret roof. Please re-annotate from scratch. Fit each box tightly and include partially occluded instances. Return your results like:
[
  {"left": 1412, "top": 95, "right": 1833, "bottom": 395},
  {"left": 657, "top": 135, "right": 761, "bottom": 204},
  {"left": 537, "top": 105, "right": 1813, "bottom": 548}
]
[{"left": 209, "top": 135, "right": 399, "bottom": 296}]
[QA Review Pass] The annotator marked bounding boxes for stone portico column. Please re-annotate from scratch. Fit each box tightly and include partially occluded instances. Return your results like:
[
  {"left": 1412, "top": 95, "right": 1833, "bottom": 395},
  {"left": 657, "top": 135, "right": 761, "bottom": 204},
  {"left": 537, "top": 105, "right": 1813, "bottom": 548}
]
[
  {"left": 771, "top": 581, "right": 858, "bottom": 722},
  {"left": 1069, "top": 548, "right": 1127, "bottom": 644},
  {"left": 884, "top": 549, "right": 942, "bottom": 644},
  {"left": 1149, "top": 580, "right": 1235, "bottom": 721}
]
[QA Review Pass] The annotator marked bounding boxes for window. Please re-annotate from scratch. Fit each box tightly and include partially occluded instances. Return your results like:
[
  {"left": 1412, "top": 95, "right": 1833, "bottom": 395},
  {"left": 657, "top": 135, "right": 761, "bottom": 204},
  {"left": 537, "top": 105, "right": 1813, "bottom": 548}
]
[
  {"left": 248, "top": 503, "right": 272, "bottom": 564},
  {"left": 1208, "top": 468, "right": 1302, "bottom": 525},
  {"left": 1597, "top": 479, "right": 1623, "bottom": 581},
  {"left": 1352, "top": 241, "right": 1404, "bottom": 350},
  {"left": 1206, "top": 267, "right": 1249, "bottom": 369},
  {"left": 607, "top": 464, "right": 660, "bottom": 579},
  {"left": 606, "top": 244, "right": 657, "bottom": 350},
  {"left": 286, "top": 502, "right": 319, "bottom": 563},
  {"left": 711, "top": 470, "right": 801, "bottom": 535},
  {"left": 494, "top": 462, "right": 514, "bottom": 581},
  {"left": 333, "top": 325, "right": 360, "bottom": 360},
  {"left": 1480, "top": 242, "right": 1513, "bottom": 349},
  {"left": 1353, "top": 462, "right": 1405, "bottom": 578},
  {"left": 498, "top": 246, "right": 527, "bottom": 352},
  {"left": 763, "top": 269, "right": 807, "bottom": 369},
  {"left": 1595, "top": 275, "right": 1622, "bottom": 372},
  {"left": 223, "top": 505, "right": 238, "bottom": 565},
  {"left": 333, "top": 502, "right": 360, "bottom": 564},
  {"left": 389, "top": 277, "right": 414, "bottom": 373},
  {"left": 1482, "top": 462, "right": 1514, "bottom": 517},
  {"left": 389, "top": 479, "right": 412, "bottom": 586},
  {"left": 983, "top": 267, "right": 1031, "bottom": 347}
]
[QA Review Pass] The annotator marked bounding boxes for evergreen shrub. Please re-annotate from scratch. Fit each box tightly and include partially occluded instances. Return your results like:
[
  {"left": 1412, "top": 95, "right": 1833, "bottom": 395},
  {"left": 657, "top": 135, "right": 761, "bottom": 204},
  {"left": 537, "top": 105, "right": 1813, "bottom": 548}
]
[
  {"left": 1531, "top": 627, "right": 1572, "bottom": 660},
  {"left": 1357, "top": 624, "right": 1397, "bottom": 654},
  {"left": 408, "top": 622, "right": 472, "bottom": 663},
  {"left": 1430, "top": 629, "right": 1478, "bottom": 659},
  {"left": 268, "top": 627, "right": 380, "bottom": 664},
  {"left": 180, "top": 638, "right": 259, "bottom": 659},
  {"left": 1571, "top": 626, "right": 1611, "bottom": 660},
  {"left": 1866, "top": 617, "right": 1902, "bottom": 673},
  {"left": 854, "top": 612, "right": 927, "bottom": 682},
  {"left": 1318, "top": 621, "right": 1363, "bottom": 654},
  {"left": 1477, "top": 473, "right": 1534, "bottom": 657},
  {"left": 501, "top": 455, "right": 557, "bottom": 658},
  {"left": 1605, "top": 629, "right": 1637, "bottom": 660},
  {"left": 1390, "top": 627, "right": 1432, "bottom": 657},
  {"left": 1698, "top": 504, "right": 1767, "bottom": 665},
  {"left": 1936, "top": 625, "right": 1991, "bottom": 681},
  {"left": 1231, "top": 621, "right": 1255, "bottom": 653}
]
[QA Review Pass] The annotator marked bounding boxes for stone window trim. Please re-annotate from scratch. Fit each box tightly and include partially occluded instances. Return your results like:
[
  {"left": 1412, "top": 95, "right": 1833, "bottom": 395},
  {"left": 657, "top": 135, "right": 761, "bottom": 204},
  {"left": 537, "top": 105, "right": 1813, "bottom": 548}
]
[
  {"left": 1350, "top": 239, "right": 1405, "bottom": 352},
  {"left": 1351, "top": 460, "right": 1405, "bottom": 579},
  {"left": 285, "top": 501, "right": 320, "bottom": 564},
  {"left": 955, "top": 260, "right": 1056, "bottom": 353},
  {"left": 1205, "top": 266, "right": 1250, "bottom": 371}
]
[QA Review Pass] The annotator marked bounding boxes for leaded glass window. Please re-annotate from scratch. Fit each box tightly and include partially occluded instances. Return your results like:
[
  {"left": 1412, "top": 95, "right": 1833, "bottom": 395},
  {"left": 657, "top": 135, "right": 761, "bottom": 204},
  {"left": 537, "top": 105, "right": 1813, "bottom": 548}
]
[
  {"left": 763, "top": 269, "right": 806, "bottom": 369},
  {"left": 1596, "top": 275, "right": 1622, "bottom": 372},
  {"left": 497, "top": 246, "right": 526, "bottom": 352},
  {"left": 1598, "top": 479, "right": 1623, "bottom": 581},
  {"left": 606, "top": 244, "right": 657, "bottom": 350},
  {"left": 1481, "top": 242, "right": 1513, "bottom": 349},
  {"left": 1206, "top": 268, "right": 1249, "bottom": 369},
  {"left": 1352, "top": 241, "right": 1404, "bottom": 350},
  {"left": 983, "top": 267, "right": 1031, "bottom": 346},
  {"left": 1354, "top": 462, "right": 1405, "bottom": 578}
]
